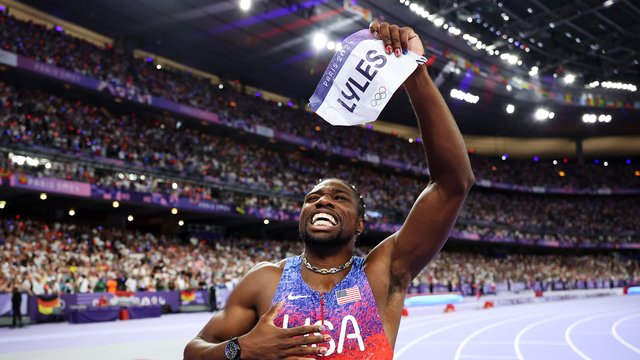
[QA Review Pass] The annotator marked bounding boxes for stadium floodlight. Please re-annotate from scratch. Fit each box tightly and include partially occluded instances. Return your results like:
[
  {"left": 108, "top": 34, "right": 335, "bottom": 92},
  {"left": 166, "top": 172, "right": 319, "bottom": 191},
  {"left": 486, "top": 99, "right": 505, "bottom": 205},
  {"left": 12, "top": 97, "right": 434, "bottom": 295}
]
[
  {"left": 534, "top": 108, "right": 551, "bottom": 121},
  {"left": 127, "top": 215, "right": 134, "bottom": 222},
  {"left": 450, "top": 89, "right": 479, "bottom": 104},
  {"left": 500, "top": 53, "right": 518, "bottom": 65},
  {"left": 563, "top": 74, "right": 576, "bottom": 84},
  {"left": 583, "top": 113, "right": 611, "bottom": 123},
  {"left": 40, "top": 193, "right": 47, "bottom": 200},
  {"left": 312, "top": 32, "right": 328, "bottom": 50},
  {"left": 506, "top": 104, "right": 515, "bottom": 114},
  {"left": 529, "top": 66, "right": 538, "bottom": 76},
  {"left": 326, "top": 41, "right": 335, "bottom": 50},
  {"left": 433, "top": 17, "right": 445, "bottom": 27},
  {"left": 239, "top": 0, "right": 252, "bottom": 11},
  {"left": 600, "top": 81, "right": 637, "bottom": 92}
]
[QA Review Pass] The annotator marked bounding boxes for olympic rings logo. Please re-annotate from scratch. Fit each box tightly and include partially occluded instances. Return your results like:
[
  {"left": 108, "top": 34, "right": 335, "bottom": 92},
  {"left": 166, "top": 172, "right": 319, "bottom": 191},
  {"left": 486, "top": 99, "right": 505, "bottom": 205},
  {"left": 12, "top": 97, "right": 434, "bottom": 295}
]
[{"left": 370, "top": 86, "right": 387, "bottom": 107}]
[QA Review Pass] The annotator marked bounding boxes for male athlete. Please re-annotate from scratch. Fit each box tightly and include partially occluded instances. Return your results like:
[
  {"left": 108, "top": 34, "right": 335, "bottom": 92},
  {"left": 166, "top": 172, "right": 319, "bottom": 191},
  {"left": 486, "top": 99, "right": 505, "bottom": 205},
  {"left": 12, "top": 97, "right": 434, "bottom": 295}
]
[{"left": 184, "top": 20, "right": 474, "bottom": 359}]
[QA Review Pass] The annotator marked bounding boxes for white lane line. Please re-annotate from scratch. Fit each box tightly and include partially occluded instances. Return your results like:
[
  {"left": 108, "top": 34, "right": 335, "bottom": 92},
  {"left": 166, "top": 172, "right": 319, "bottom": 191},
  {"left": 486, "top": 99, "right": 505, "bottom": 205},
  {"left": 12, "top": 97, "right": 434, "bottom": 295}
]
[
  {"left": 514, "top": 310, "right": 595, "bottom": 360},
  {"left": 611, "top": 313, "right": 640, "bottom": 354},
  {"left": 453, "top": 314, "right": 539, "bottom": 360},
  {"left": 394, "top": 313, "right": 512, "bottom": 359},
  {"left": 565, "top": 309, "right": 630, "bottom": 360}
]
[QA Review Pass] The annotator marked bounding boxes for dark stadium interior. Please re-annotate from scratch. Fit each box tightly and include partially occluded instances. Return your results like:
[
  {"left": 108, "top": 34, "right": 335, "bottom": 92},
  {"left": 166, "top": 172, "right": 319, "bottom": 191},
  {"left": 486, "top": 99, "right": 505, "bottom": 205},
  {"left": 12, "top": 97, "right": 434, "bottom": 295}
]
[{"left": 15, "top": 0, "right": 640, "bottom": 137}]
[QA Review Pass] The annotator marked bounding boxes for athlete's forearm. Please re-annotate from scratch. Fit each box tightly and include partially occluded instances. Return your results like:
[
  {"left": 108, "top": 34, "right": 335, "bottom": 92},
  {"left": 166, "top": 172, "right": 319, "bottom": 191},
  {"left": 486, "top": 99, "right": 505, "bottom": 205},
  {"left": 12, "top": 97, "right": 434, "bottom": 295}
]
[
  {"left": 403, "top": 65, "right": 474, "bottom": 193},
  {"left": 184, "top": 337, "right": 229, "bottom": 360}
]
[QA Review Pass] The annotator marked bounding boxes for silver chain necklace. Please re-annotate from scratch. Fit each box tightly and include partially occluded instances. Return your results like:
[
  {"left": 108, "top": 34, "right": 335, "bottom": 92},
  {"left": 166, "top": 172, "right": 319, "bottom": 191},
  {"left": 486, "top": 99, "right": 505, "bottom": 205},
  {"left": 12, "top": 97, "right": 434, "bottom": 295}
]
[{"left": 302, "top": 253, "right": 354, "bottom": 275}]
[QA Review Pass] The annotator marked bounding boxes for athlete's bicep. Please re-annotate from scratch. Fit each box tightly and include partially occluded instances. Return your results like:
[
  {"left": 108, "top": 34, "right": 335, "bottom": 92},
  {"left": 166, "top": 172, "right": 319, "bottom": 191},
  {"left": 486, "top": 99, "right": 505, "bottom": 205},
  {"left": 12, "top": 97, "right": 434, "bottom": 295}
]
[
  {"left": 196, "top": 262, "right": 280, "bottom": 343},
  {"left": 197, "top": 293, "right": 259, "bottom": 343}
]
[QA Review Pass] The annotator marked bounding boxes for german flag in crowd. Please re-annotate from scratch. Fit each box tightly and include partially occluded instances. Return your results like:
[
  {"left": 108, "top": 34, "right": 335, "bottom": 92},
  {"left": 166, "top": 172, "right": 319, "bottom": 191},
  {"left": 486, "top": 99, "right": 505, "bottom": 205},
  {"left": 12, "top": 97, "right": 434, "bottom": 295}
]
[
  {"left": 37, "top": 295, "right": 61, "bottom": 315},
  {"left": 181, "top": 290, "right": 196, "bottom": 303}
]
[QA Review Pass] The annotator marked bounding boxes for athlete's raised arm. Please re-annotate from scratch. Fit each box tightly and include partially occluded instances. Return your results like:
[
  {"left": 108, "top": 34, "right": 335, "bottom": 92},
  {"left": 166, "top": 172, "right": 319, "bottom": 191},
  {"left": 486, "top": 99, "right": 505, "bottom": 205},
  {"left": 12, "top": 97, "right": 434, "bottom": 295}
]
[{"left": 367, "top": 20, "right": 474, "bottom": 285}]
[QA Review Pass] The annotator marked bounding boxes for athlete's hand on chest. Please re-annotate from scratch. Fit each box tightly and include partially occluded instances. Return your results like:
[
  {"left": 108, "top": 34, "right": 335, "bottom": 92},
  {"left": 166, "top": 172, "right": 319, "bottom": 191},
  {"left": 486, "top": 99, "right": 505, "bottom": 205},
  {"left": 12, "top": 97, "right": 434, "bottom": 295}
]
[{"left": 238, "top": 302, "right": 332, "bottom": 359}]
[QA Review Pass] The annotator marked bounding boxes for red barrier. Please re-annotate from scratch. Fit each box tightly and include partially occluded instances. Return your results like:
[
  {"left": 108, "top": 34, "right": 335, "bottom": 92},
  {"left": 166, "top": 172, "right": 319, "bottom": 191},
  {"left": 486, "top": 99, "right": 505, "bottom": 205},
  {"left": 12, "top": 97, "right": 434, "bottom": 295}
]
[
  {"left": 402, "top": 307, "right": 409, "bottom": 317},
  {"left": 119, "top": 308, "right": 129, "bottom": 320},
  {"left": 444, "top": 304, "right": 456, "bottom": 313},
  {"left": 483, "top": 301, "right": 494, "bottom": 309}
]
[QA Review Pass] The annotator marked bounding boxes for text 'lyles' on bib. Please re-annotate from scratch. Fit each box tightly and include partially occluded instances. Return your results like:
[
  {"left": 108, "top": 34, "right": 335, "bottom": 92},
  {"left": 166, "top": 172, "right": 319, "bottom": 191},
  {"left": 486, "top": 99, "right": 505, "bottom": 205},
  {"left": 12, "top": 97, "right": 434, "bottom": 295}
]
[{"left": 308, "top": 29, "right": 422, "bottom": 127}]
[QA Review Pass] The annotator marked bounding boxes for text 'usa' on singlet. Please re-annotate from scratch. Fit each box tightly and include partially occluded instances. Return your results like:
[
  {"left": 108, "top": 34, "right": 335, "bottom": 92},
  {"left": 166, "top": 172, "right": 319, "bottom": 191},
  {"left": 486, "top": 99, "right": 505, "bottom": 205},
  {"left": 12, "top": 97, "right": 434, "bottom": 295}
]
[{"left": 271, "top": 255, "right": 394, "bottom": 359}]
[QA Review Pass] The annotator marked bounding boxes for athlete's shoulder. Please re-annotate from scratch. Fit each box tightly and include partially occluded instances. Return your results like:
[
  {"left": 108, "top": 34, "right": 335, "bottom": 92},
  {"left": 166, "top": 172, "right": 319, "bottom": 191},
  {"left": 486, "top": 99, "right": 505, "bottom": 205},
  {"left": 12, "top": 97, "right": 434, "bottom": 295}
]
[{"left": 243, "top": 259, "right": 287, "bottom": 283}]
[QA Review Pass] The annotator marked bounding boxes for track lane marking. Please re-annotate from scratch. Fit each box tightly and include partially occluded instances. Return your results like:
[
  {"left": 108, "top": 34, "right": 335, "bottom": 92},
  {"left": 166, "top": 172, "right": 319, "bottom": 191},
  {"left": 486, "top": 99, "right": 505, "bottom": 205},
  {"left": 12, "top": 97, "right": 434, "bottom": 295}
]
[{"left": 611, "top": 313, "right": 640, "bottom": 354}]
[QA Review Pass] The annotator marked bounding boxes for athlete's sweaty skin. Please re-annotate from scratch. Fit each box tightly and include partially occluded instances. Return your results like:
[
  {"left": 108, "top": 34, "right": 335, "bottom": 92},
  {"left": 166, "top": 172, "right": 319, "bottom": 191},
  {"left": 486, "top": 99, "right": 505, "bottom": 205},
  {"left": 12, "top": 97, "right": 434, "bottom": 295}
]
[{"left": 184, "top": 20, "right": 474, "bottom": 360}]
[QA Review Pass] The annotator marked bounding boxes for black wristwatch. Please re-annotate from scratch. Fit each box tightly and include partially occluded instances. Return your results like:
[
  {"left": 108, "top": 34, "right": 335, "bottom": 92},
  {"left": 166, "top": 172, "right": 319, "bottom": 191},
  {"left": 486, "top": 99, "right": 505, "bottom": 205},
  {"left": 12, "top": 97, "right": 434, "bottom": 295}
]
[{"left": 224, "top": 336, "right": 241, "bottom": 360}]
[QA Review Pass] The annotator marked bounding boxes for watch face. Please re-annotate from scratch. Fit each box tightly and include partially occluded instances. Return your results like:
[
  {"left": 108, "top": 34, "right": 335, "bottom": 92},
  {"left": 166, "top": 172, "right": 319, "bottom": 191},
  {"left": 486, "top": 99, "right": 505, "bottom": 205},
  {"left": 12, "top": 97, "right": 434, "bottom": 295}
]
[{"left": 225, "top": 340, "right": 239, "bottom": 359}]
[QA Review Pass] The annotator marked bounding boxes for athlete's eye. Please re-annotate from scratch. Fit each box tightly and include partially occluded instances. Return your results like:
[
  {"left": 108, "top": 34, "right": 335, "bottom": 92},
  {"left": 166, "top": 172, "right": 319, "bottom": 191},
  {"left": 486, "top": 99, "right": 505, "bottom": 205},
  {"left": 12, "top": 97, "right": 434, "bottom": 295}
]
[
  {"left": 335, "top": 195, "right": 347, "bottom": 200},
  {"left": 306, "top": 195, "right": 319, "bottom": 202}
]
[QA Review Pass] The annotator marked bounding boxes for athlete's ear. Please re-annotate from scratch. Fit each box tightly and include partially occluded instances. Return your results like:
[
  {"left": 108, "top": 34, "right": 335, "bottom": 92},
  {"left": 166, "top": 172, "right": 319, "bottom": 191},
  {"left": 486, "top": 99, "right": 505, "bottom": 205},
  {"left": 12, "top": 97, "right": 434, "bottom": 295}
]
[{"left": 356, "top": 219, "right": 365, "bottom": 235}]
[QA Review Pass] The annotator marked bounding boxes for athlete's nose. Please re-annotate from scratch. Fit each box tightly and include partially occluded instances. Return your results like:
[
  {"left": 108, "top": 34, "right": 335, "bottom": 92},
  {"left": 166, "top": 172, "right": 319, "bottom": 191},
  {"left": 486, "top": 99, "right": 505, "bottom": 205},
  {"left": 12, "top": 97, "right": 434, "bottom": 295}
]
[{"left": 316, "top": 194, "right": 334, "bottom": 208}]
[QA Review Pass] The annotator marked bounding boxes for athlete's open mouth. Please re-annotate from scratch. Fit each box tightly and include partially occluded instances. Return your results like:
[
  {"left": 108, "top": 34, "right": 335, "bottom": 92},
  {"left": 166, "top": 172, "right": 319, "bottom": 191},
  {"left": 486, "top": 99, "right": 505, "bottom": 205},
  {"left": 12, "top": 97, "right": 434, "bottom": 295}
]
[{"left": 310, "top": 212, "right": 338, "bottom": 227}]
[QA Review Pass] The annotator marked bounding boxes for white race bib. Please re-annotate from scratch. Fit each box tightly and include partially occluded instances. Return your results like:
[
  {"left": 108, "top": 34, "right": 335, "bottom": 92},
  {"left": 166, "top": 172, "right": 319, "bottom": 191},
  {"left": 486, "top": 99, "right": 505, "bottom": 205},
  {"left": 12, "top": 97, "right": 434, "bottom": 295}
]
[{"left": 309, "top": 29, "right": 424, "bottom": 126}]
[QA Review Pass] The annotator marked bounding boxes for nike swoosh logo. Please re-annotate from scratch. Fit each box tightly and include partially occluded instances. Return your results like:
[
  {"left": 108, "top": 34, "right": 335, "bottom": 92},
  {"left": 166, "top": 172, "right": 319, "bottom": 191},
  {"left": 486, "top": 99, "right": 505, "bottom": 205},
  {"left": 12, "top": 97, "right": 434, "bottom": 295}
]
[{"left": 287, "top": 294, "right": 310, "bottom": 300}]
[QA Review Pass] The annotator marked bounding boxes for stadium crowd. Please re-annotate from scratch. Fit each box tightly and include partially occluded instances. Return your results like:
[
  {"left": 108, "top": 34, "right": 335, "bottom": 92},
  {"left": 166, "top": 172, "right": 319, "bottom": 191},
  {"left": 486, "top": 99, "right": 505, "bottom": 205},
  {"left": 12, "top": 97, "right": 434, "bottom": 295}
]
[
  {"left": 1, "top": 217, "right": 638, "bottom": 297},
  {"left": 1, "top": 12, "right": 638, "bottom": 190},
  {"left": 1, "top": 79, "right": 638, "bottom": 245}
]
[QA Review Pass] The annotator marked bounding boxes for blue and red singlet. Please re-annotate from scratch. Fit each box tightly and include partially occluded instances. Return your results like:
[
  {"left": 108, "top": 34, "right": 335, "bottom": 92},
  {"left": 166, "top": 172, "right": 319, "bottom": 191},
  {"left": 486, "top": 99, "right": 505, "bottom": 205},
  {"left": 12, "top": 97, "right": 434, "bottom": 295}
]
[{"left": 271, "top": 255, "right": 394, "bottom": 359}]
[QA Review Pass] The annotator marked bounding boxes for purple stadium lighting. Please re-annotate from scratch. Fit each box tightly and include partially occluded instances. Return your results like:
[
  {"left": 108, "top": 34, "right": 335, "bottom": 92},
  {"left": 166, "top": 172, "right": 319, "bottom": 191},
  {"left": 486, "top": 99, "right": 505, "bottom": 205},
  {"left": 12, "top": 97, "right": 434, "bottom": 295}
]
[
  {"left": 145, "top": 56, "right": 153, "bottom": 63},
  {"left": 255, "top": 92, "right": 262, "bottom": 97},
  {"left": 287, "top": 101, "right": 293, "bottom": 107},
  {"left": 55, "top": 25, "right": 63, "bottom": 32},
  {"left": 0, "top": 5, "right": 5, "bottom": 12},
  {"left": 594, "top": 159, "right": 599, "bottom": 164},
  {"left": 626, "top": 159, "right": 631, "bottom": 164},
  {"left": 533, "top": 156, "right": 539, "bottom": 162}
]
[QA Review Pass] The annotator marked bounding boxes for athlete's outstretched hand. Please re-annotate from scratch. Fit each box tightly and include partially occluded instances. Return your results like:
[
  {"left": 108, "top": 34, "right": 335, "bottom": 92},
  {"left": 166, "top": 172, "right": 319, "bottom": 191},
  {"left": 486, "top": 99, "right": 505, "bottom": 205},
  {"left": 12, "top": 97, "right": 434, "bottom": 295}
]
[
  {"left": 238, "top": 302, "right": 331, "bottom": 360},
  {"left": 369, "top": 19, "right": 424, "bottom": 58}
]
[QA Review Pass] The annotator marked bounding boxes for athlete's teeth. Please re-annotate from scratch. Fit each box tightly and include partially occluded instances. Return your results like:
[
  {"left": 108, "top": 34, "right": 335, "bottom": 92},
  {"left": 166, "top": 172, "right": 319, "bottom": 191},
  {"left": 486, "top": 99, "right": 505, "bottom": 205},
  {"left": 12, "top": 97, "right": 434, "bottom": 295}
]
[
  {"left": 314, "top": 220, "right": 333, "bottom": 227},
  {"left": 312, "top": 213, "right": 336, "bottom": 224}
]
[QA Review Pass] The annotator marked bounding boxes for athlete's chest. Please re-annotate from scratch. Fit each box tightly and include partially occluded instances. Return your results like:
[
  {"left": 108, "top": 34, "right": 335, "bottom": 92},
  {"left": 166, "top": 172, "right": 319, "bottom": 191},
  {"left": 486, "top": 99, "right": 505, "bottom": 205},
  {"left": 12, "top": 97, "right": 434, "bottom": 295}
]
[{"left": 271, "top": 260, "right": 393, "bottom": 359}]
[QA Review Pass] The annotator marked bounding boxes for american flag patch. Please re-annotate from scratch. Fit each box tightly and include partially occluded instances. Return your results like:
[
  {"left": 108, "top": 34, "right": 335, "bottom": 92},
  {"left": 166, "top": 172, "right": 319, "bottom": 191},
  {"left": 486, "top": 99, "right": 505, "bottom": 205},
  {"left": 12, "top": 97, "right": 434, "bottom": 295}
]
[{"left": 336, "top": 286, "right": 361, "bottom": 305}]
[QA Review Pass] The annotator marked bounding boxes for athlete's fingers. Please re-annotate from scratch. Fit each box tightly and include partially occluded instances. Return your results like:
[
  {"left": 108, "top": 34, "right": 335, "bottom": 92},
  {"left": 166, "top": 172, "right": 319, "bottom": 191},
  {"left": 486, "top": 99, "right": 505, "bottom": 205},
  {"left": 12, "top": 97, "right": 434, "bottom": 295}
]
[
  {"left": 399, "top": 27, "right": 412, "bottom": 52},
  {"left": 369, "top": 19, "right": 380, "bottom": 34},
  {"left": 284, "top": 324, "right": 324, "bottom": 337},
  {"left": 283, "top": 344, "right": 328, "bottom": 357},
  {"left": 262, "top": 301, "right": 284, "bottom": 324},
  {"left": 289, "top": 334, "right": 328, "bottom": 346},
  {"left": 379, "top": 22, "right": 392, "bottom": 55},
  {"left": 390, "top": 24, "right": 401, "bottom": 57}
]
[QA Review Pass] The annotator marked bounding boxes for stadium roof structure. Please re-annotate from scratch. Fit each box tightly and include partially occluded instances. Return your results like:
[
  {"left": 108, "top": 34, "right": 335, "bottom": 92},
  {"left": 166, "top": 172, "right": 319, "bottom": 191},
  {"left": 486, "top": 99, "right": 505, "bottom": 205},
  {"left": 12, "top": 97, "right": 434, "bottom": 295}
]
[{"left": 10, "top": 0, "right": 640, "bottom": 150}]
